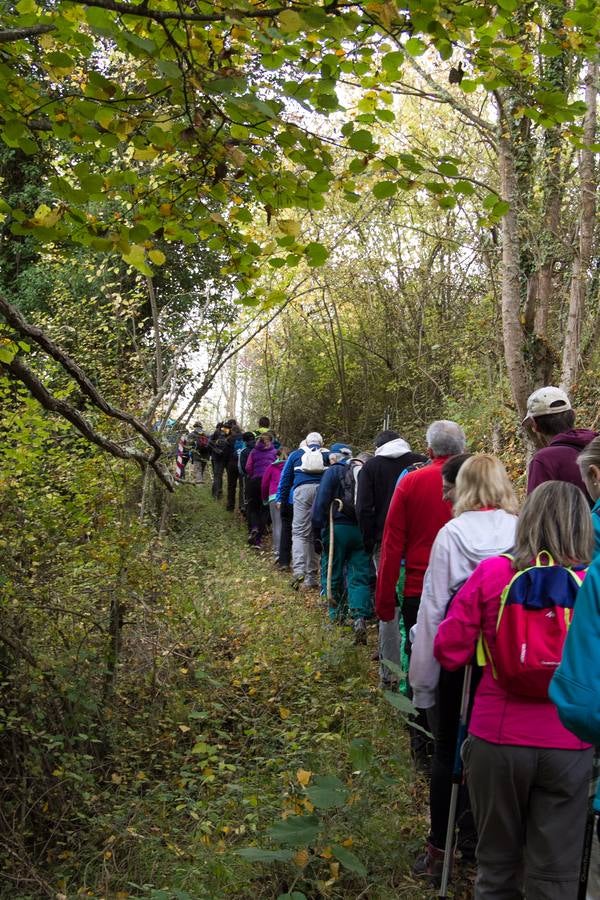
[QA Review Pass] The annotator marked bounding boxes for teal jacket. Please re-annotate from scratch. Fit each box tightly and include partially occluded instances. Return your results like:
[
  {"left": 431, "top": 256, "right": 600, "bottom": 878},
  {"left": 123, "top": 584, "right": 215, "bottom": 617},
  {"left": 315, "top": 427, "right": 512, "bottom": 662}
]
[
  {"left": 550, "top": 542, "right": 600, "bottom": 810},
  {"left": 593, "top": 497, "right": 600, "bottom": 558}
]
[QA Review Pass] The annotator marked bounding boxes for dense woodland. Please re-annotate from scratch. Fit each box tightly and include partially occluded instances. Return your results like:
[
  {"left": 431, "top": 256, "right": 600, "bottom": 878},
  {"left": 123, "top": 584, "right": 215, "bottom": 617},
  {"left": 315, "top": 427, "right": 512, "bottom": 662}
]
[{"left": 1, "top": 0, "right": 600, "bottom": 897}]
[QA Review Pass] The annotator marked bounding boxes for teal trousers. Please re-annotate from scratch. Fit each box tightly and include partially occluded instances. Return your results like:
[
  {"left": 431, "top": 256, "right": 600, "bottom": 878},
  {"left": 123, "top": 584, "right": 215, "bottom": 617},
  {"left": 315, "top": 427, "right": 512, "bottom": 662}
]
[{"left": 325, "top": 522, "right": 374, "bottom": 621}]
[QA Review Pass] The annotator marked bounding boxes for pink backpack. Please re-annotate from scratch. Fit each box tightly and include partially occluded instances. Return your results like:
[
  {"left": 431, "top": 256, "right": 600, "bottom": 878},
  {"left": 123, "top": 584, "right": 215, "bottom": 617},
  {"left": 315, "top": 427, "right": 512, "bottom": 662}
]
[{"left": 492, "top": 553, "right": 585, "bottom": 699}]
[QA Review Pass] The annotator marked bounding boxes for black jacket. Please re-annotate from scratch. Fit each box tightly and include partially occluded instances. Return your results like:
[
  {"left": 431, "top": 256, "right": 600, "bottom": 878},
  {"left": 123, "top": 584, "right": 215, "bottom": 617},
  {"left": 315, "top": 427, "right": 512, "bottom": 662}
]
[{"left": 356, "top": 443, "right": 427, "bottom": 553}]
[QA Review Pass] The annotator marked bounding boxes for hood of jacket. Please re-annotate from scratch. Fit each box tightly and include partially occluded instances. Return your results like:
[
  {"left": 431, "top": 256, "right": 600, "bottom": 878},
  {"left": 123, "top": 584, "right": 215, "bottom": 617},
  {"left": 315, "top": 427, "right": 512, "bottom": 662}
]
[
  {"left": 254, "top": 441, "right": 275, "bottom": 454},
  {"left": 374, "top": 437, "right": 411, "bottom": 458},
  {"left": 444, "top": 508, "right": 518, "bottom": 567},
  {"left": 549, "top": 429, "right": 598, "bottom": 450}
]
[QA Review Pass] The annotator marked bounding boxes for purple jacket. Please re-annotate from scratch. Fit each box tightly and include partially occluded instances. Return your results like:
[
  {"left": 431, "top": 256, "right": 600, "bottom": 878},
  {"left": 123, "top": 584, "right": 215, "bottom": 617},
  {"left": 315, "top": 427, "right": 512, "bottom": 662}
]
[
  {"left": 527, "top": 428, "right": 598, "bottom": 500},
  {"left": 246, "top": 443, "right": 277, "bottom": 480}
]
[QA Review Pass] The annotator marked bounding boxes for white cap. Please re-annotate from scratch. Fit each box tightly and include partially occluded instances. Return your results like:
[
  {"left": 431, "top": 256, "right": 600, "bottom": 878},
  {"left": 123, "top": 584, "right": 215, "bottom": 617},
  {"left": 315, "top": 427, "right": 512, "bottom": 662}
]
[
  {"left": 523, "top": 386, "right": 572, "bottom": 424},
  {"left": 305, "top": 431, "right": 323, "bottom": 446}
]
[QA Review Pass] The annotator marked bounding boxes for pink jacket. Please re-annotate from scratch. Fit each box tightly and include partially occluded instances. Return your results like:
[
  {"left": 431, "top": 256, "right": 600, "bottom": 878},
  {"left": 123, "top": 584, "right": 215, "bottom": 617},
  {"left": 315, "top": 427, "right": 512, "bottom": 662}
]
[
  {"left": 261, "top": 460, "right": 285, "bottom": 502},
  {"left": 434, "top": 555, "right": 590, "bottom": 750}
]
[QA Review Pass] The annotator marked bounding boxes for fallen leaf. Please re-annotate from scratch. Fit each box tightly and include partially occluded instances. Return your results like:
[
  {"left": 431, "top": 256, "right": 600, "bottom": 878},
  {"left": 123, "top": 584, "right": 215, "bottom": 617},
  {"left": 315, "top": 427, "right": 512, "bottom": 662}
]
[{"left": 296, "top": 768, "right": 312, "bottom": 786}]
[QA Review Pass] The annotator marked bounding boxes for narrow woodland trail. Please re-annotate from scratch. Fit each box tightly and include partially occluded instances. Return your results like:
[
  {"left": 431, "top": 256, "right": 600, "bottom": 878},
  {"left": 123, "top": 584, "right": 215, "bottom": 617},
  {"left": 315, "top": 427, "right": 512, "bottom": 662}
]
[{"left": 133, "top": 485, "right": 446, "bottom": 900}]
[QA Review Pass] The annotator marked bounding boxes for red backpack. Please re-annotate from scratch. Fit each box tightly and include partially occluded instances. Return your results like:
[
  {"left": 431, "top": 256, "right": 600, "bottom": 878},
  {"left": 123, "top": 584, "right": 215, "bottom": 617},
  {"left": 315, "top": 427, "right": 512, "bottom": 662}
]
[{"left": 490, "top": 552, "right": 585, "bottom": 699}]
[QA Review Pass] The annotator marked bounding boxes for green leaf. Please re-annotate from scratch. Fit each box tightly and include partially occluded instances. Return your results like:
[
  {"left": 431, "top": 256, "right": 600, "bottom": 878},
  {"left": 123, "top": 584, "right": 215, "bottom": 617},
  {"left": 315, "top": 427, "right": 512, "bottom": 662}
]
[
  {"left": 438, "top": 161, "right": 459, "bottom": 177},
  {"left": 122, "top": 243, "right": 152, "bottom": 275},
  {"left": 384, "top": 689, "right": 416, "bottom": 716},
  {"left": 267, "top": 815, "right": 320, "bottom": 847},
  {"left": 349, "top": 738, "right": 373, "bottom": 772},
  {"left": 372, "top": 181, "right": 397, "bottom": 199},
  {"left": 236, "top": 848, "right": 295, "bottom": 863},
  {"left": 404, "top": 37, "right": 427, "bottom": 56},
  {"left": 491, "top": 199, "right": 510, "bottom": 217},
  {"left": 305, "top": 242, "right": 329, "bottom": 267},
  {"left": 0, "top": 346, "right": 17, "bottom": 365},
  {"left": 381, "top": 658, "right": 405, "bottom": 679},
  {"left": 278, "top": 9, "right": 304, "bottom": 33},
  {"left": 306, "top": 775, "right": 348, "bottom": 809},
  {"left": 331, "top": 844, "right": 367, "bottom": 876},
  {"left": 348, "top": 129, "right": 374, "bottom": 152},
  {"left": 382, "top": 51, "right": 403, "bottom": 75}
]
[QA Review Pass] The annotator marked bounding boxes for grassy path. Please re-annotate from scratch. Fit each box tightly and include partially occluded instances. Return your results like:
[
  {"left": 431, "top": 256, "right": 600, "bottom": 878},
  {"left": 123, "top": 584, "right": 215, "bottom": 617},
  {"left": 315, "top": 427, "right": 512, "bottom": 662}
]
[{"left": 129, "top": 486, "right": 435, "bottom": 900}]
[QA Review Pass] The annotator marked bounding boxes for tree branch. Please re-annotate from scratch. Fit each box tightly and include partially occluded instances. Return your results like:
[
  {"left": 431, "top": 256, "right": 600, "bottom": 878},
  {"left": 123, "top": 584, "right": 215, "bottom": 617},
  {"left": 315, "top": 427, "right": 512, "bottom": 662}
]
[
  {"left": 65, "top": 0, "right": 288, "bottom": 24},
  {"left": 0, "top": 294, "right": 164, "bottom": 459},
  {"left": 0, "top": 25, "right": 55, "bottom": 44},
  {"left": 3, "top": 356, "right": 174, "bottom": 491}
]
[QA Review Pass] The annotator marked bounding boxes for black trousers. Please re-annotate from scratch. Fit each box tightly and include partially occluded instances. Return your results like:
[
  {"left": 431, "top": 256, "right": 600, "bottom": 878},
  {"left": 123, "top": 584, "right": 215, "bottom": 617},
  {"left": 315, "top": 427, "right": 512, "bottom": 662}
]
[
  {"left": 429, "top": 665, "right": 479, "bottom": 853},
  {"left": 211, "top": 458, "right": 225, "bottom": 498},
  {"left": 226, "top": 464, "right": 239, "bottom": 511},
  {"left": 246, "top": 476, "right": 268, "bottom": 542},
  {"left": 278, "top": 503, "right": 293, "bottom": 568}
]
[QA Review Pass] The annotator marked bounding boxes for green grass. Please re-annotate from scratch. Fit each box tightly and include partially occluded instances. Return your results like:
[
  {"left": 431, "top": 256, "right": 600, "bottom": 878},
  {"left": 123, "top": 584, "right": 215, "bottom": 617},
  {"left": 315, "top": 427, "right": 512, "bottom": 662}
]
[{"left": 37, "top": 486, "right": 462, "bottom": 900}]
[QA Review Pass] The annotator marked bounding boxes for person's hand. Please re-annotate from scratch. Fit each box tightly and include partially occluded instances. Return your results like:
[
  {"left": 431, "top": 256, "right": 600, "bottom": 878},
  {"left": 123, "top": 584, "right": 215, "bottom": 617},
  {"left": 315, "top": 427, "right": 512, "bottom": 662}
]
[{"left": 276, "top": 502, "right": 281, "bottom": 509}]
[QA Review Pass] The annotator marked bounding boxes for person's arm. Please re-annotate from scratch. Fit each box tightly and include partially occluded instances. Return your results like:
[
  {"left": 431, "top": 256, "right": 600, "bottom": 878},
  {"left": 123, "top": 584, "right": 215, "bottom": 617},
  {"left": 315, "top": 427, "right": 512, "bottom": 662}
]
[
  {"left": 409, "top": 532, "right": 452, "bottom": 709},
  {"left": 355, "top": 463, "right": 376, "bottom": 553},
  {"left": 375, "top": 482, "right": 407, "bottom": 622},
  {"left": 549, "top": 565, "right": 600, "bottom": 744},
  {"left": 277, "top": 452, "right": 296, "bottom": 506},
  {"left": 434, "top": 563, "right": 489, "bottom": 669},
  {"left": 526, "top": 452, "right": 552, "bottom": 494},
  {"left": 312, "top": 467, "right": 338, "bottom": 532},
  {"left": 246, "top": 450, "right": 255, "bottom": 478},
  {"left": 261, "top": 466, "right": 271, "bottom": 502}
]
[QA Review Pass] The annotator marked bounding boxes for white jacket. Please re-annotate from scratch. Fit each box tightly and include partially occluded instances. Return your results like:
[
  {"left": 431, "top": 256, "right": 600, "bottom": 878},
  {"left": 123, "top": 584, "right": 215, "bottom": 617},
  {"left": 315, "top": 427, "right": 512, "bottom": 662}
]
[{"left": 409, "top": 508, "right": 518, "bottom": 709}]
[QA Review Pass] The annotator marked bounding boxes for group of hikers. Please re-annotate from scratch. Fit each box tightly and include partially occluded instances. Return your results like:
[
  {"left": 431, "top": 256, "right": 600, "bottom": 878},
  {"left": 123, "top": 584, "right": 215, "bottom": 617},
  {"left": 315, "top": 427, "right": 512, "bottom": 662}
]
[{"left": 176, "top": 386, "right": 600, "bottom": 899}]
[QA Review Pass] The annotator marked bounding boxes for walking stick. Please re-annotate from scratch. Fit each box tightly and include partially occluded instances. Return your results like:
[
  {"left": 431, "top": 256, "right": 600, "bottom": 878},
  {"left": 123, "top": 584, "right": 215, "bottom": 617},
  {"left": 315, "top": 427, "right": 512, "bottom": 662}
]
[
  {"left": 439, "top": 664, "right": 473, "bottom": 899},
  {"left": 578, "top": 750, "right": 600, "bottom": 900},
  {"left": 326, "top": 499, "right": 343, "bottom": 608}
]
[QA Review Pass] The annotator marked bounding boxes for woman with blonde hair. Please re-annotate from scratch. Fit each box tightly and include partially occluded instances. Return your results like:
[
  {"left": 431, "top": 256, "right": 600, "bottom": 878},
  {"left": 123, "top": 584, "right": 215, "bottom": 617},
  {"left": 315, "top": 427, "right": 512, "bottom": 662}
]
[
  {"left": 578, "top": 434, "right": 600, "bottom": 555},
  {"left": 410, "top": 454, "right": 519, "bottom": 881}
]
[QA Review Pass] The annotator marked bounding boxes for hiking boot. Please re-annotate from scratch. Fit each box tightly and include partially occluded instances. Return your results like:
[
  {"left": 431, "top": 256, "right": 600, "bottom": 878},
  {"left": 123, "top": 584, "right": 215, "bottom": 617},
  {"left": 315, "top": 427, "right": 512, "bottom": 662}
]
[
  {"left": 412, "top": 842, "right": 447, "bottom": 885},
  {"left": 352, "top": 617, "right": 367, "bottom": 645},
  {"left": 290, "top": 576, "right": 303, "bottom": 591},
  {"left": 300, "top": 580, "right": 318, "bottom": 592}
]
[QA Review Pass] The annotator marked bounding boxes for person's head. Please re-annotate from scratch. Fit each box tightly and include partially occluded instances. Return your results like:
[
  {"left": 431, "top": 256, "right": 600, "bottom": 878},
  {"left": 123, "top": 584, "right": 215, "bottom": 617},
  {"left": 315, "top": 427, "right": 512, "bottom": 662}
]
[
  {"left": 512, "top": 481, "right": 593, "bottom": 570},
  {"left": 441, "top": 453, "right": 472, "bottom": 504},
  {"left": 305, "top": 431, "right": 323, "bottom": 447},
  {"left": 242, "top": 431, "right": 254, "bottom": 444},
  {"left": 193, "top": 421, "right": 202, "bottom": 429},
  {"left": 278, "top": 446, "right": 290, "bottom": 461},
  {"left": 578, "top": 436, "right": 600, "bottom": 502},
  {"left": 331, "top": 442, "right": 352, "bottom": 461},
  {"left": 453, "top": 454, "right": 518, "bottom": 517},
  {"left": 258, "top": 416, "right": 270, "bottom": 428},
  {"left": 426, "top": 420, "right": 466, "bottom": 459},
  {"left": 374, "top": 429, "right": 400, "bottom": 449},
  {"left": 522, "top": 386, "right": 575, "bottom": 437},
  {"left": 257, "top": 431, "right": 273, "bottom": 447}
]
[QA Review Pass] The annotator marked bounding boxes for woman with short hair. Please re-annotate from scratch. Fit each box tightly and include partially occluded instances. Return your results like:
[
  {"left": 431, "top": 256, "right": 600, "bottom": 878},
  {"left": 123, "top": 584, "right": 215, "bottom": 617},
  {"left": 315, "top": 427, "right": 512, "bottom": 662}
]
[
  {"left": 435, "top": 481, "right": 593, "bottom": 899},
  {"left": 410, "top": 454, "right": 519, "bottom": 880}
]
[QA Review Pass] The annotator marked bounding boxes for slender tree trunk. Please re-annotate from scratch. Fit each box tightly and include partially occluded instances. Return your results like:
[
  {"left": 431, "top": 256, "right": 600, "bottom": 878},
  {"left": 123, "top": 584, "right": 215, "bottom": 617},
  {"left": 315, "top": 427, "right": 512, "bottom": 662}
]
[
  {"left": 497, "top": 107, "right": 530, "bottom": 419},
  {"left": 146, "top": 276, "right": 163, "bottom": 392},
  {"left": 561, "top": 61, "right": 598, "bottom": 391}
]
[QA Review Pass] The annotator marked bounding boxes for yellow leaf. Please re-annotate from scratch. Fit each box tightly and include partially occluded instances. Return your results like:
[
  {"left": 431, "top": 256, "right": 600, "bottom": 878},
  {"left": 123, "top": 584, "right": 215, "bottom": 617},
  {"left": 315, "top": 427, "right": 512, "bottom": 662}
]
[
  {"left": 294, "top": 848, "right": 310, "bottom": 868},
  {"left": 276, "top": 218, "right": 300, "bottom": 238},
  {"left": 111, "top": 773, "right": 122, "bottom": 784},
  {"left": 178, "top": 725, "right": 190, "bottom": 733},
  {"left": 320, "top": 845, "right": 333, "bottom": 859},
  {"left": 341, "top": 837, "right": 354, "bottom": 847},
  {"left": 148, "top": 249, "right": 166, "bottom": 265},
  {"left": 279, "top": 706, "right": 291, "bottom": 719},
  {"left": 329, "top": 861, "right": 340, "bottom": 879},
  {"left": 296, "top": 768, "right": 312, "bottom": 786},
  {"left": 303, "top": 798, "right": 315, "bottom": 812}
]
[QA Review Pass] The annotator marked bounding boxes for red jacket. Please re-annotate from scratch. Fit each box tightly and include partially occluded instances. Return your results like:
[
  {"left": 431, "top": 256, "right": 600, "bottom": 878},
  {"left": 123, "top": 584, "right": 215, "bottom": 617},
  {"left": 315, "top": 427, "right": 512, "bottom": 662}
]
[{"left": 375, "top": 456, "right": 452, "bottom": 621}]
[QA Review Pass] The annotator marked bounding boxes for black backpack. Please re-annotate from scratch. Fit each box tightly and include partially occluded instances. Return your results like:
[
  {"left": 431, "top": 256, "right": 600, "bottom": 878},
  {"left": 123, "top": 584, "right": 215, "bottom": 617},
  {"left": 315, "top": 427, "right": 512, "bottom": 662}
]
[{"left": 337, "top": 459, "right": 364, "bottom": 521}]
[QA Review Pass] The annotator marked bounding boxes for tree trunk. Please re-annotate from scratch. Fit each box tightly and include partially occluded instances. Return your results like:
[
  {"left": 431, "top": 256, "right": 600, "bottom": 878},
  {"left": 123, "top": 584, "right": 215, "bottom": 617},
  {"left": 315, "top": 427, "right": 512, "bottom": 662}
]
[{"left": 561, "top": 61, "right": 598, "bottom": 392}]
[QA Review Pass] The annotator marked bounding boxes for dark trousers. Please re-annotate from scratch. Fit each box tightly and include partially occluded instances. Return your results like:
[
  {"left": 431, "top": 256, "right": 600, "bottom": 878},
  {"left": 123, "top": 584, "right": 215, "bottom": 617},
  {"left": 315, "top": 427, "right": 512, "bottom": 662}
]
[
  {"left": 278, "top": 503, "right": 293, "bottom": 568},
  {"left": 403, "top": 595, "right": 434, "bottom": 767},
  {"left": 226, "top": 464, "right": 239, "bottom": 511},
  {"left": 464, "top": 736, "right": 592, "bottom": 899},
  {"left": 211, "top": 458, "right": 225, "bottom": 498},
  {"left": 429, "top": 665, "right": 480, "bottom": 853},
  {"left": 246, "top": 476, "right": 268, "bottom": 543}
]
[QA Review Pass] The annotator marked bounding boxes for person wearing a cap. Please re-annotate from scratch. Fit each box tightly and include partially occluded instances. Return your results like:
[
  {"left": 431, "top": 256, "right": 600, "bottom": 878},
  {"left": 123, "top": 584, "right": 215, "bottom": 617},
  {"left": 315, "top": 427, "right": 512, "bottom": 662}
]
[
  {"left": 523, "top": 386, "right": 597, "bottom": 501},
  {"left": 278, "top": 431, "right": 329, "bottom": 590},
  {"left": 311, "top": 444, "right": 374, "bottom": 641}
]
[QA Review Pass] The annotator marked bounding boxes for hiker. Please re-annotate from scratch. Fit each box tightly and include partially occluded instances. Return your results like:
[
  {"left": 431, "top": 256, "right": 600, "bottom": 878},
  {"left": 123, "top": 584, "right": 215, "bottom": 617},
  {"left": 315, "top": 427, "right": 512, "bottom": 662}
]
[
  {"left": 435, "top": 481, "right": 593, "bottom": 900},
  {"left": 237, "top": 431, "right": 256, "bottom": 517},
  {"left": 188, "top": 422, "right": 210, "bottom": 484},
  {"left": 409, "top": 454, "right": 518, "bottom": 882},
  {"left": 245, "top": 432, "right": 278, "bottom": 548},
  {"left": 356, "top": 429, "right": 427, "bottom": 685},
  {"left": 174, "top": 429, "right": 191, "bottom": 482},
  {"left": 256, "top": 415, "right": 271, "bottom": 436},
  {"left": 523, "top": 385, "right": 597, "bottom": 501},
  {"left": 225, "top": 424, "right": 244, "bottom": 512},
  {"left": 375, "top": 419, "right": 466, "bottom": 770},
  {"left": 262, "top": 446, "right": 289, "bottom": 562},
  {"left": 208, "top": 422, "right": 230, "bottom": 499},
  {"left": 577, "top": 435, "right": 600, "bottom": 555},
  {"left": 312, "top": 444, "right": 374, "bottom": 643},
  {"left": 278, "top": 431, "right": 329, "bottom": 591},
  {"left": 275, "top": 440, "right": 306, "bottom": 571}
]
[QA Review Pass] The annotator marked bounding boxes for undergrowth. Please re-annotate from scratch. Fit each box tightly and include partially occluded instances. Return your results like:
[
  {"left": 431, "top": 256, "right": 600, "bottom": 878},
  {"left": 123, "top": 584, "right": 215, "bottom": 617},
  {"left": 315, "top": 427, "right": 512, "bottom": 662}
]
[{"left": 2, "top": 482, "right": 459, "bottom": 899}]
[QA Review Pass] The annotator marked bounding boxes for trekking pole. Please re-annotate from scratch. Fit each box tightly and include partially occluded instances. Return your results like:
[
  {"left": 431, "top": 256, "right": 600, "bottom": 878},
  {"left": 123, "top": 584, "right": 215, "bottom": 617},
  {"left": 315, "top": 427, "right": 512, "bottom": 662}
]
[
  {"left": 439, "top": 664, "right": 473, "bottom": 899},
  {"left": 578, "top": 749, "right": 600, "bottom": 900},
  {"left": 326, "top": 499, "right": 343, "bottom": 607}
]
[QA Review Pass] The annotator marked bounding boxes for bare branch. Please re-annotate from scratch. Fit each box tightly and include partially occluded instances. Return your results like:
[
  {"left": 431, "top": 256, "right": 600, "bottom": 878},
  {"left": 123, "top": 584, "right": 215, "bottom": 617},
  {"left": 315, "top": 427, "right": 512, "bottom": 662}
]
[{"left": 0, "top": 25, "right": 55, "bottom": 44}]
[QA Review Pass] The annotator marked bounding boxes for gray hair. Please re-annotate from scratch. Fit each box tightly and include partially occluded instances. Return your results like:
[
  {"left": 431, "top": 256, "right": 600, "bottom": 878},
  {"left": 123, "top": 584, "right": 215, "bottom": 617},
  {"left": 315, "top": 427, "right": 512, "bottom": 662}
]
[
  {"left": 578, "top": 435, "right": 600, "bottom": 481},
  {"left": 512, "top": 481, "right": 593, "bottom": 570},
  {"left": 426, "top": 420, "right": 466, "bottom": 457}
]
